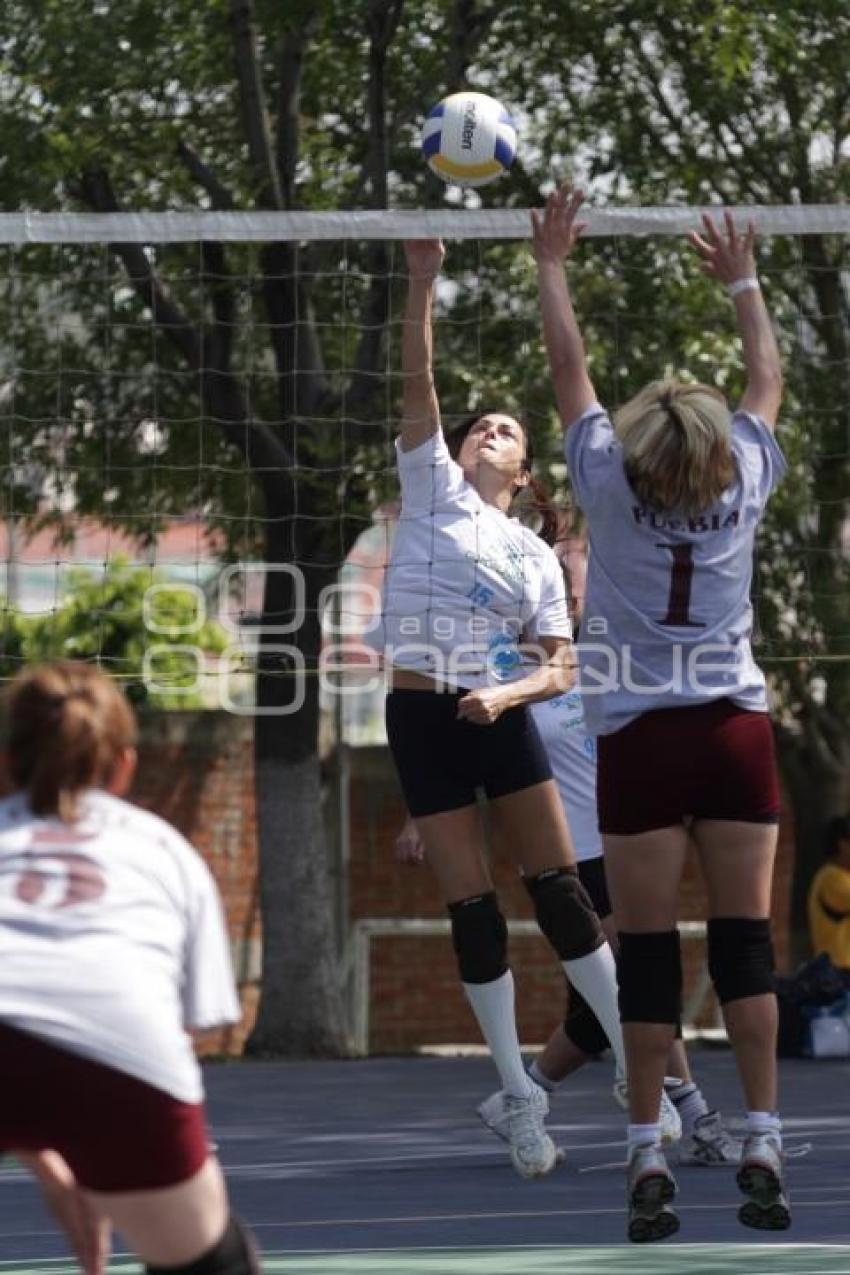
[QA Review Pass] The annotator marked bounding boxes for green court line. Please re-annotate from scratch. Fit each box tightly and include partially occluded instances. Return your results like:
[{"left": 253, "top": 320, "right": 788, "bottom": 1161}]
[{"left": 4, "top": 1246, "right": 850, "bottom": 1275}]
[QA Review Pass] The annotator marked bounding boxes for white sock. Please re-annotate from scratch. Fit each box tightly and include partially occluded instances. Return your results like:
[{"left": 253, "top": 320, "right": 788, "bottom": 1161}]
[
  {"left": 528, "top": 1058, "right": 557, "bottom": 1092},
  {"left": 562, "top": 943, "right": 626, "bottom": 1077},
  {"left": 463, "top": 970, "right": 533, "bottom": 1099},
  {"left": 666, "top": 1080, "right": 710, "bottom": 1136},
  {"left": 746, "top": 1110, "right": 782, "bottom": 1142},
  {"left": 628, "top": 1122, "right": 661, "bottom": 1155}
]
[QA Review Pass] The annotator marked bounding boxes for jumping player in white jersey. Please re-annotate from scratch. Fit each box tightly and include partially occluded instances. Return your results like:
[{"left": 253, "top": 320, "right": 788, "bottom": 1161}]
[
  {"left": 533, "top": 185, "right": 787, "bottom": 1241},
  {"left": 0, "top": 661, "right": 261, "bottom": 1275},
  {"left": 379, "top": 238, "right": 625, "bottom": 1181}
]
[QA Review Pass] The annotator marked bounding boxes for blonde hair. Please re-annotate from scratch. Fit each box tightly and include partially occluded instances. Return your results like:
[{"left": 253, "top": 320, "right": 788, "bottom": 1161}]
[
  {"left": 6, "top": 661, "right": 137, "bottom": 822},
  {"left": 613, "top": 379, "right": 736, "bottom": 516}
]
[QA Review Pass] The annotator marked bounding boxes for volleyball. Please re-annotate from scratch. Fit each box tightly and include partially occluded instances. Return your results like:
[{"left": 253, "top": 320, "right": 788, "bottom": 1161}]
[{"left": 421, "top": 91, "right": 517, "bottom": 187}]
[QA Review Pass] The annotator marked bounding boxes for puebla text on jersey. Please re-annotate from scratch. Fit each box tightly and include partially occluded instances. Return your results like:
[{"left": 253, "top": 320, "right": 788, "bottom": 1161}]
[{"left": 564, "top": 404, "right": 787, "bottom": 736}]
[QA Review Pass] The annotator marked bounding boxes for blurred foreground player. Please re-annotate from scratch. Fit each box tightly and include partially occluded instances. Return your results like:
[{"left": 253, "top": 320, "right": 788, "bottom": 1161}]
[{"left": 0, "top": 661, "right": 261, "bottom": 1274}]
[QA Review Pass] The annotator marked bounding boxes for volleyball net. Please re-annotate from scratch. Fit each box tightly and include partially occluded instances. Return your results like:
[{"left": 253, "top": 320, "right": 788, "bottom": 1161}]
[{"left": 0, "top": 205, "right": 847, "bottom": 732}]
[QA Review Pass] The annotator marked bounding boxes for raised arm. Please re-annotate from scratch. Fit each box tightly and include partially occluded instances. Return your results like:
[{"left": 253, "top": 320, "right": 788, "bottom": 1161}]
[
  {"left": 531, "top": 185, "right": 596, "bottom": 430},
  {"left": 688, "top": 213, "right": 782, "bottom": 429},
  {"left": 400, "top": 239, "right": 445, "bottom": 453}
]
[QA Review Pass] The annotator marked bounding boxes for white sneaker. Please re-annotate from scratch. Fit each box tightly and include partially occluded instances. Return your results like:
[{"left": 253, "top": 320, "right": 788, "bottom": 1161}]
[
  {"left": 478, "top": 1083, "right": 557, "bottom": 1178},
  {"left": 627, "top": 1142, "right": 679, "bottom": 1243},
  {"left": 737, "top": 1132, "right": 791, "bottom": 1230},
  {"left": 479, "top": 1084, "right": 569, "bottom": 1168},
  {"left": 477, "top": 1088, "right": 515, "bottom": 1142},
  {"left": 613, "top": 1078, "right": 682, "bottom": 1145},
  {"left": 678, "top": 1111, "right": 742, "bottom": 1165}
]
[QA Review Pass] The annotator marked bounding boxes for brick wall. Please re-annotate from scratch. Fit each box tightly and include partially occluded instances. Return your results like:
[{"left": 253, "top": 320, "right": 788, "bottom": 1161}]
[
  {"left": 130, "top": 710, "right": 260, "bottom": 1056},
  {"left": 126, "top": 713, "right": 794, "bottom": 1056}
]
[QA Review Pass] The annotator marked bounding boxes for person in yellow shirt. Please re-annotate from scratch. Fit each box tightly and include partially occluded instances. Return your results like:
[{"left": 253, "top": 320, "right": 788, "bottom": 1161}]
[{"left": 808, "top": 814, "right": 850, "bottom": 968}]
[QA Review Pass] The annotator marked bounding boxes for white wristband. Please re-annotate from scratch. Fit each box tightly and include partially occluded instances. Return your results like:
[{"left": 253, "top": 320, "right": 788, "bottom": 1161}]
[{"left": 728, "top": 277, "right": 760, "bottom": 297}]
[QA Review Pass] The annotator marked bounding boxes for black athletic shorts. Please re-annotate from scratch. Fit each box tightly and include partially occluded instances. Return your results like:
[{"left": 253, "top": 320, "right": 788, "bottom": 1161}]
[
  {"left": 385, "top": 688, "right": 552, "bottom": 817},
  {"left": 577, "top": 854, "right": 612, "bottom": 921}
]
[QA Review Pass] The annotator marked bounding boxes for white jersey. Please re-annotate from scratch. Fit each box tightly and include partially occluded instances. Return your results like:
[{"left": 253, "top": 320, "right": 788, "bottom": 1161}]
[
  {"left": 530, "top": 690, "right": 602, "bottom": 863},
  {"left": 378, "top": 431, "right": 570, "bottom": 688},
  {"left": 0, "top": 790, "right": 240, "bottom": 1103},
  {"left": 564, "top": 405, "right": 787, "bottom": 736}
]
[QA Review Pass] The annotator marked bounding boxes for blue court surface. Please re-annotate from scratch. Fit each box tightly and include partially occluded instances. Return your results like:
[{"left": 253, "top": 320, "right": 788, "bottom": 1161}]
[{"left": 1, "top": 1048, "right": 849, "bottom": 1273}]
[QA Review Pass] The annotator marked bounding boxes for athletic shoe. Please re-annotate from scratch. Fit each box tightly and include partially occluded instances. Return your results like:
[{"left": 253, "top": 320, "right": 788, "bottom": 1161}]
[
  {"left": 478, "top": 1088, "right": 516, "bottom": 1142},
  {"left": 627, "top": 1142, "right": 680, "bottom": 1243},
  {"left": 613, "top": 1078, "right": 682, "bottom": 1145},
  {"left": 478, "top": 1087, "right": 569, "bottom": 1165},
  {"left": 500, "top": 1085, "right": 558, "bottom": 1179},
  {"left": 736, "top": 1132, "right": 791, "bottom": 1231},
  {"left": 678, "top": 1111, "right": 742, "bottom": 1165}
]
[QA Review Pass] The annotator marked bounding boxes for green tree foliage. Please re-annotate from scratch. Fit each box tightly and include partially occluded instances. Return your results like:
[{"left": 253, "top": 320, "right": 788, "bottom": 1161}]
[{"left": 0, "top": 561, "right": 228, "bottom": 707}]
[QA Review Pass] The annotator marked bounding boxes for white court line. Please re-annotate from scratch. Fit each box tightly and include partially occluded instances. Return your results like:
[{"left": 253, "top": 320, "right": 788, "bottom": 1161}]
[
  {"left": 282, "top": 1252, "right": 850, "bottom": 1260},
  {"left": 216, "top": 1145, "right": 627, "bottom": 1175},
  {"left": 5, "top": 1187, "right": 849, "bottom": 1245},
  {"left": 209, "top": 1132, "right": 816, "bottom": 1177},
  {"left": 788, "top": 1184, "right": 850, "bottom": 1196},
  {"left": 244, "top": 1196, "right": 850, "bottom": 1229},
  {"left": 0, "top": 1144, "right": 540, "bottom": 1187},
  {"left": 0, "top": 1133, "right": 820, "bottom": 1184},
  {"left": 214, "top": 1133, "right": 654, "bottom": 1174},
  {"left": 0, "top": 1259, "right": 136, "bottom": 1269},
  {"left": 219, "top": 1140, "right": 814, "bottom": 1177}
]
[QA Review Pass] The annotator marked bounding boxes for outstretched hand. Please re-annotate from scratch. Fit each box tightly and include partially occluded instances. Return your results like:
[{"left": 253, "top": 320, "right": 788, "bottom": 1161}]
[
  {"left": 404, "top": 238, "right": 445, "bottom": 282},
  {"left": 530, "top": 184, "right": 588, "bottom": 265},
  {"left": 688, "top": 212, "right": 757, "bottom": 285}
]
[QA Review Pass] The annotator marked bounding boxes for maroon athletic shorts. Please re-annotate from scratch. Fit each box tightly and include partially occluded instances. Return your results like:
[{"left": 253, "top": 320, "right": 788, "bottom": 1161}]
[
  {"left": 0, "top": 1023, "right": 210, "bottom": 1191},
  {"left": 596, "top": 699, "right": 781, "bottom": 835}
]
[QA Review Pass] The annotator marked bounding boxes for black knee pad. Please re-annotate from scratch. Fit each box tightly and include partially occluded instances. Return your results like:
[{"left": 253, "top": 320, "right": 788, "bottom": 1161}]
[
  {"left": 147, "top": 1216, "right": 261, "bottom": 1275},
  {"left": 707, "top": 916, "right": 775, "bottom": 1005},
  {"left": 563, "top": 989, "right": 610, "bottom": 1056},
  {"left": 448, "top": 891, "right": 508, "bottom": 984},
  {"left": 617, "top": 930, "right": 682, "bottom": 1024},
  {"left": 524, "top": 866, "right": 603, "bottom": 962}
]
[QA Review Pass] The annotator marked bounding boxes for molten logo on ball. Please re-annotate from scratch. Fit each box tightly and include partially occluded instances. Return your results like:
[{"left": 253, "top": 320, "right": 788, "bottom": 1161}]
[
  {"left": 461, "top": 99, "right": 477, "bottom": 150},
  {"left": 421, "top": 91, "right": 517, "bottom": 188}
]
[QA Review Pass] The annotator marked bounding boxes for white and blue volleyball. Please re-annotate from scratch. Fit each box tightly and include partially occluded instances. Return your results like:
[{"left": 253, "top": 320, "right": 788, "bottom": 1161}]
[{"left": 421, "top": 92, "right": 517, "bottom": 187}]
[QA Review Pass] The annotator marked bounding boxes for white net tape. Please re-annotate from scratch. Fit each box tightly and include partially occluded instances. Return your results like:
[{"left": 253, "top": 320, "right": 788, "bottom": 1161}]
[{"left": 1, "top": 204, "right": 849, "bottom": 244}]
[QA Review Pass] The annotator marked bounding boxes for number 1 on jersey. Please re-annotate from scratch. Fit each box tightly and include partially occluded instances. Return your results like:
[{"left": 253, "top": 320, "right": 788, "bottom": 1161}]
[{"left": 656, "top": 543, "right": 705, "bottom": 628}]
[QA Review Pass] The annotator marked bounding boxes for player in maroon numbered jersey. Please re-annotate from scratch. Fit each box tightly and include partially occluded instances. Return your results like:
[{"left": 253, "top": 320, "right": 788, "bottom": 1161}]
[{"left": 533, "top": 185, "right": 788, "bottom": 1241}]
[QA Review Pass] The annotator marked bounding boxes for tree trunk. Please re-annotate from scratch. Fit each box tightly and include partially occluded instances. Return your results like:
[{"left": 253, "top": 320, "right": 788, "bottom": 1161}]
[
  {"left": 245, "top": 522, "right": 349, "bottom": 1056},
  {"left": 248, "top": 747, "right": 347, "bottom": 1056}
]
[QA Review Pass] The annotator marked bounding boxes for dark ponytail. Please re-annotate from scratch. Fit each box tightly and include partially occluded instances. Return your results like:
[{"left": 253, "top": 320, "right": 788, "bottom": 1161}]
[{"left": 520, "top": 476, "right": 564, "bottom": 548}]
